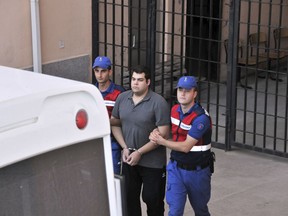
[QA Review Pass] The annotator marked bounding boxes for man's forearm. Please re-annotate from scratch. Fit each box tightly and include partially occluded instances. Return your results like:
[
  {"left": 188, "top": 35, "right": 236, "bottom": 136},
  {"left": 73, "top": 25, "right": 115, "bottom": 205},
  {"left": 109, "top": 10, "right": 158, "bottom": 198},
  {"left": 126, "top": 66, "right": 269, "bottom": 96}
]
[
  {"left": 111, "top": 126, "right": 127, "bottom": 149},
  {"left": 137, "top": 141, "right": 160, "bottom": 155}
]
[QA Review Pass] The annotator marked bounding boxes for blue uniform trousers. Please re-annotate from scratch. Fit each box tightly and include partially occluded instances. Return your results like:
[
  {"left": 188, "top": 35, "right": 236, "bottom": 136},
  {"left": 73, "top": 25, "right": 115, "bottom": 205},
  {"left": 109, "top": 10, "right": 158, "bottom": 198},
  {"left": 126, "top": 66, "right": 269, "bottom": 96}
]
[
  {"left": 166, "top": 160, "right": 211, "bottom": 216},
  {"left": 111, "top": 140, "right": 122, "bottom": 175}
]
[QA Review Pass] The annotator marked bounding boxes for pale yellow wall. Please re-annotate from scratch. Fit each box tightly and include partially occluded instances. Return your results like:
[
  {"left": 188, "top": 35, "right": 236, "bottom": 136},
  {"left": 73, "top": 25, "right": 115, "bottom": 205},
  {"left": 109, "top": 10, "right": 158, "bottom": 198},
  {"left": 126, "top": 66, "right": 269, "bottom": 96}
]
[
  {"left": 0, "top": 1, "right": 32, "bottom": 68},
  {"left": 40, "top": 0, "right": 91, "bottom": 64},
  {"left": 0, "top": 0, "right": 92, "bottom": 72}
]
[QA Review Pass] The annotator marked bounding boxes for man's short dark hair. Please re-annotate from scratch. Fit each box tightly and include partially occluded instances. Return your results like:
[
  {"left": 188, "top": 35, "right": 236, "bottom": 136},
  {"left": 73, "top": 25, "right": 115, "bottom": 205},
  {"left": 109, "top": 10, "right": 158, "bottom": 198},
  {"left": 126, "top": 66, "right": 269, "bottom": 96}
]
[{"left": 131, "top": 65, "right": 151, "bottom": 80}]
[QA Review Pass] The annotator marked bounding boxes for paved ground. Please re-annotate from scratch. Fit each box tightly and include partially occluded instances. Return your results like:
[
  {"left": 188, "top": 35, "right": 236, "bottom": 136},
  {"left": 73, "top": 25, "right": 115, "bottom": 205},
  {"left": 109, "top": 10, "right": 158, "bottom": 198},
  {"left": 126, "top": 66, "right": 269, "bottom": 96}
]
[{"left": 141, "top": 147, "right": 288, "bottom": 216}]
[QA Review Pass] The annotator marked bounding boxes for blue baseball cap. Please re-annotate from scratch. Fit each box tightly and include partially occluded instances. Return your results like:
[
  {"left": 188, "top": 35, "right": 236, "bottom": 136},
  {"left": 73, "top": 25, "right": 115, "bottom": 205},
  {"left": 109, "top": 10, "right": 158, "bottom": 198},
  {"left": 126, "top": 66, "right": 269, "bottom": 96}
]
[
  {"left": 176, "top": 76, "right": 198, "bottom": 89},
  {"left": 92, "top": 56, "right": 111, "bottom": 69}
]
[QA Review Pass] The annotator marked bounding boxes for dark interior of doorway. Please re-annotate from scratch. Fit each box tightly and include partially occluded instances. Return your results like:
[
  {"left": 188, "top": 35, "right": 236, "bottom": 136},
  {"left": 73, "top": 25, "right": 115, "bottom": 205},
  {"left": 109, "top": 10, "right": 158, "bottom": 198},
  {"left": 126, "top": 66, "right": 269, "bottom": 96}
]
[{"left": 185, "top": 0, "right": 221, "bottom": 81}]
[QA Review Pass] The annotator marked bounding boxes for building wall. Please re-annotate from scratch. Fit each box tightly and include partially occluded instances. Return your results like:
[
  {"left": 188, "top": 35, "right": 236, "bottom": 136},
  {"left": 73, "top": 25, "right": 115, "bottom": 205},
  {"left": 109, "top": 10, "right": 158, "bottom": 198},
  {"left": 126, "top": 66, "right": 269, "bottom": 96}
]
[
  {"left": 0, "top": 1, "right": 32, "bottom": 69},
  {"left": 2, "top": 1, "right": 286, "bottom": 84},
  {"left": 0, "top": 0, "right": 92, "bottom": 82}
]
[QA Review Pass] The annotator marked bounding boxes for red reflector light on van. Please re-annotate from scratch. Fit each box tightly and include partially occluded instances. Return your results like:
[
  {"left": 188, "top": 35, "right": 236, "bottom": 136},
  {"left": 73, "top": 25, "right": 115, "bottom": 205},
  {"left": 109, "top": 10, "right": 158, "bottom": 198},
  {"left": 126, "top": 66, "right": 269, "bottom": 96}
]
[{"left": 76, "top": 109, "right": 88, "bottom": 129}]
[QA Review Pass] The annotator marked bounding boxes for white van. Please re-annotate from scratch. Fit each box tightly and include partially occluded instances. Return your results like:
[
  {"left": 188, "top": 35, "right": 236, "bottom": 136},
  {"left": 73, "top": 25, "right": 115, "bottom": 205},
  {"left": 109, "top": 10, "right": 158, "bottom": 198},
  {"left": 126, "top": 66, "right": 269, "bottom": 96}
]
[{"left": 0, "top": 66, "right": 123, "bottom": 216}]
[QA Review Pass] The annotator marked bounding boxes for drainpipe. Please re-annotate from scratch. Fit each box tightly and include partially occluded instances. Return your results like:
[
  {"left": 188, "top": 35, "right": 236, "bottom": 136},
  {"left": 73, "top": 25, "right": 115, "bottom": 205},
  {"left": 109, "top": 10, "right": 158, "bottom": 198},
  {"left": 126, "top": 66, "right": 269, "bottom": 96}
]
[{"left": 30, "top": 0, "right": 42, "bottom": 73}]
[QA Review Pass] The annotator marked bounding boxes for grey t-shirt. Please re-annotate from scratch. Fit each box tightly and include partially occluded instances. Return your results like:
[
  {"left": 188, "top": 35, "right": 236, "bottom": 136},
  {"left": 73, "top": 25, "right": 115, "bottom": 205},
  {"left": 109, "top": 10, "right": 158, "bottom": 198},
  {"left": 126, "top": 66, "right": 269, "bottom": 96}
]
[{"left": 112, "top": 89, "right": 170, "bottom": 168}]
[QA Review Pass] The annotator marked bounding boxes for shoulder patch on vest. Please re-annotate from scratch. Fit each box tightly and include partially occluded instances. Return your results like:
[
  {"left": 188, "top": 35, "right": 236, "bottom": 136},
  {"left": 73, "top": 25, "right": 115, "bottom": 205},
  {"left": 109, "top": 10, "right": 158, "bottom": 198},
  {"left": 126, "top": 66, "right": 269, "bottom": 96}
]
[{"left": 196, "top": 122, "right": 205, "bottom": 131}]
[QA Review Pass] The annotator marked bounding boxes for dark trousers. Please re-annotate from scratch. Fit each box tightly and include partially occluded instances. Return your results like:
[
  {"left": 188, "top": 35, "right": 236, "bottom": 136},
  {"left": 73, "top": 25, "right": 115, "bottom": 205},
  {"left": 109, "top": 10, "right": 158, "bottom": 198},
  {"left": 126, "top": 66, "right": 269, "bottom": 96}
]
[{"left": 122, "top": 163, "right": 166, "bottom": 216}]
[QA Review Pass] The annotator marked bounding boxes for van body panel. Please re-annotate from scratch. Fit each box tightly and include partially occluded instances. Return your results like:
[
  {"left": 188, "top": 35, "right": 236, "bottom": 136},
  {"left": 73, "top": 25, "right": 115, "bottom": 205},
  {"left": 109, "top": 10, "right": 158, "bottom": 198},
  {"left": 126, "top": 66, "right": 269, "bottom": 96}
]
[
  {"left": 0, "top": 66, "right": 110, "bottom": 168},
  {"left": 0, "top": 66, "right": 120, "bottom": 216}
]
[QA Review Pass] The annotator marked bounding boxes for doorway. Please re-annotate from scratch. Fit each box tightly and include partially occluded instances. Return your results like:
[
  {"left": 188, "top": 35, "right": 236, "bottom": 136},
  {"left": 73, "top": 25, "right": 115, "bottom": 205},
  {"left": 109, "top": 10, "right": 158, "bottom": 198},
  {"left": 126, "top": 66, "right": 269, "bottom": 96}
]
[{"left": 185, "top": 0, "right": 221, "bottom": 80}]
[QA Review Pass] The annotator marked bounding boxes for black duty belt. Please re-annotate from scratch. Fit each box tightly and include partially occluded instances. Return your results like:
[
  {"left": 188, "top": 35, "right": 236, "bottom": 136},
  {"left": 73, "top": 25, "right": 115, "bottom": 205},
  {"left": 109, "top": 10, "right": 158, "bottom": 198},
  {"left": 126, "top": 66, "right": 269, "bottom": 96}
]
[{"left": 170, "top": 158, "right": 209, "bottom": 171}]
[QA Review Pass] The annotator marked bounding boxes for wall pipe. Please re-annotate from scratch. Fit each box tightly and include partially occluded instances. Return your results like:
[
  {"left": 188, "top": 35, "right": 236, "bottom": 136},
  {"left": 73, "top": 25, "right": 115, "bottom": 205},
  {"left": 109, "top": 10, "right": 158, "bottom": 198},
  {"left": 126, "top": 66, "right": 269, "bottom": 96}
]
[{"left": 30, "top": 0, "right": 42, "bottom": 73}]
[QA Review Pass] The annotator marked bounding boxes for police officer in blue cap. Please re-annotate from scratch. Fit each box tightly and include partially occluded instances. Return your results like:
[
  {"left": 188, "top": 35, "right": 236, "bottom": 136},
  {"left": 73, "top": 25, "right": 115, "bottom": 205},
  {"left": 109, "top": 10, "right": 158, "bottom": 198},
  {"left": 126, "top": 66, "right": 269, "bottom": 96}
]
[
  {"left": 92, "top": 56, "right": 126, "bottom": 174},
  {"left": 150, "top": 76, "right": 214, "bottom": 216}
]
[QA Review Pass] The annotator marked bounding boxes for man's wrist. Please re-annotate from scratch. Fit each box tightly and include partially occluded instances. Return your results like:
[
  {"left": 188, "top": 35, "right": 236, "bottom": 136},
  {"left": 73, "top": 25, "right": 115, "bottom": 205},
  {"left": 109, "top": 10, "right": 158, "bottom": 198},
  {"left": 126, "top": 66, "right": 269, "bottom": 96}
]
[{"left": 136, "top": 149, "right": 142, "bottom": 156}]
